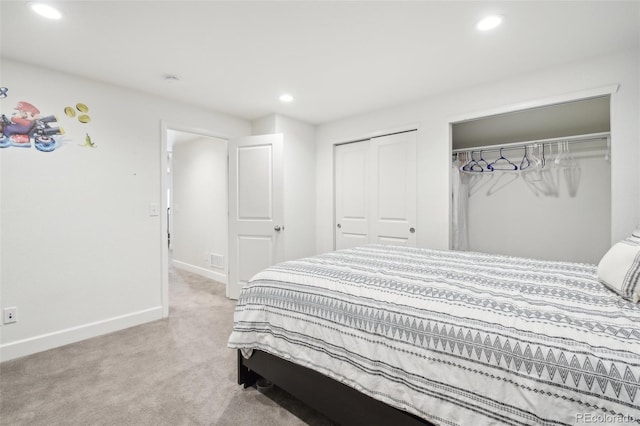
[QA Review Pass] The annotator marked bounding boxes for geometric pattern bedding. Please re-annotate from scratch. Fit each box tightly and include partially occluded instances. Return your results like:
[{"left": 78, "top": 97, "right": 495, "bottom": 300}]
[{"left": 228, "top": 245, "right": 640, "bottom": 425}]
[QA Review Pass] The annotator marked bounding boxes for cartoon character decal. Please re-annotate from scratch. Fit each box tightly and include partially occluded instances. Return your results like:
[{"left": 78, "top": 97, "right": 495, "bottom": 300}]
[
  {"left": 0, "top": 88, "right": 96, "bottom": 153},
  {"left": 65, "top": 102, "right": 96, "bottom": 148},
  {"left": 0, "top": 101, "right": 64, "bottom": 152}
]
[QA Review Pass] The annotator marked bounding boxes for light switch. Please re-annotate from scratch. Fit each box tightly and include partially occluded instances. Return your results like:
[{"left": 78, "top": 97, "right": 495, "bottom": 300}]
[{"left": 149, "top": 203, "right": 160, "bottom": 216}]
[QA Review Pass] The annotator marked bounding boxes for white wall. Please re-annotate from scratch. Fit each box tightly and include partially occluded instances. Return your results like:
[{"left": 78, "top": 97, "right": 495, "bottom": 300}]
[
  {"left": 277, "top": 115, "right": 316, "bottom": 261},
  {"left": 171, "top": 136, "right": 227, "bottom": 281},
  {"left": 252, "top": 115, "right": 277, "bottom": 136},
  {"left": 252, "top": 114, "right": 316, "bottom": 261},
  {"left": 315, "top": 49, "right": 639, "bottom": 258},
  {"left": 0, "top": 59, "right": 251, "bottom": 361}
]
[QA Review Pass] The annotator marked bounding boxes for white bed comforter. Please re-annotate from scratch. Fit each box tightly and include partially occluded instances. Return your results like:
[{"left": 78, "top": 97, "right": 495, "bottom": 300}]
[{"left": 228, "top": 245, "right": 640, "bottom": 425}]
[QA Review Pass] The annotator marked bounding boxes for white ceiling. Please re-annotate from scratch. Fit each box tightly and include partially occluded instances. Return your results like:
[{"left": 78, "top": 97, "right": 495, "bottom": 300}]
[{"left": 1, "top": 1, "right": 638, "bottom": 125}]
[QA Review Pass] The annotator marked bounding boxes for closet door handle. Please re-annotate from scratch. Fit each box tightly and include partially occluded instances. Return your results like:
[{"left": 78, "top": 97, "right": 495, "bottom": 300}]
[
  {"left": 409, "top": 227, "right": 415, "bottom": 234},
  {"left": 274, "top": 225, "right": 282, "bottom": 232},
  {"left": 337, "top": 224, "right": 342, "bottom": 229}
]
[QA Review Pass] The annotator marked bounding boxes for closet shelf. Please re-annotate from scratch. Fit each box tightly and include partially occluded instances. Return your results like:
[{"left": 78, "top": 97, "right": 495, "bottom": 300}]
[{"left": 452, "top": 131, "right": 610, "bottom": 154}]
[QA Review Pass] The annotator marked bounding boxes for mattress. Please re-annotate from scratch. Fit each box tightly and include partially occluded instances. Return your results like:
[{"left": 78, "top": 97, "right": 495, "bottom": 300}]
[{"left": 228, "top": 245, "right": 640, "bottom": 425}]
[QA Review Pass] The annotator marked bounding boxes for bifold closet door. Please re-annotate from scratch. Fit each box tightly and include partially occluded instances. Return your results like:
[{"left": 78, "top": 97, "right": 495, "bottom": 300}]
[{"left": 334, "top": 131, "right": 417, "bottom": 250}]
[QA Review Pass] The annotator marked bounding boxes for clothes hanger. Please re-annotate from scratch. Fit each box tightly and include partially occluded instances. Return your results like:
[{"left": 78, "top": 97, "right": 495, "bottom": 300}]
[
  {"left": 461, "top": 151, "right": 484, "bottom": 172},
  {"left": 477, "top": 150, "right": 491, "bottom": 171},
  {"left": 539, "top": 143, "right": 546, "bottom": 168},
  {"left": 519, "top": 145, "right": 532, "bottom": 170},
  {"left": 487, "top": 148, "right": 518, "bottom": 171}
]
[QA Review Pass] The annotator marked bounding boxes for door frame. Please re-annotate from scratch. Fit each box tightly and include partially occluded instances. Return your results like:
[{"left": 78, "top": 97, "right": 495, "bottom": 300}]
[{"left": 160, "top": 121, "right": 231, "bottom": 318}]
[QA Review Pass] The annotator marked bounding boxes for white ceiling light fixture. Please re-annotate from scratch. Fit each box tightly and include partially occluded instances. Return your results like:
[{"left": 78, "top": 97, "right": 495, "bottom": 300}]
[
  {"left": 476, "top": 15, "right": 503, "bottom": 31},
  {"left": 30, "top": 3, "right": 62, "bottom": 20},
  {"left": 279, "top": 94, "right": 294, "bottom": 103}
]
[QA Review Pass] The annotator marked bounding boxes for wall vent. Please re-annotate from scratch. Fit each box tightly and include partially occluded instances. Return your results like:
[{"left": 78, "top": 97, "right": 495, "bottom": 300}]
[{"left": 209, "top": 253, "right": 224, "bottom": 269}]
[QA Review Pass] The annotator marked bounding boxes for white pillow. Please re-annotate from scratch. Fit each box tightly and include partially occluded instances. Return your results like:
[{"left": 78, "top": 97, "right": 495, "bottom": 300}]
[{"left": 597, "top": 229, "right": 640, "bottom": 302}]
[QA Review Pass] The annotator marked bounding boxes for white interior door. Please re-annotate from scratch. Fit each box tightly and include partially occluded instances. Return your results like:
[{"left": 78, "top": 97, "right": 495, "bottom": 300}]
[
  {"left": 228, "top": 134, "right": 284, "bottom": 299},
  {"left": 335, "top": 141, "right": 371, "bottom": 250},
  {"left": 334, "top": 131, "right": 417, "bottom": 250},
  {"left": 370, "top": 132, "right": 417, "bottom": 246}
]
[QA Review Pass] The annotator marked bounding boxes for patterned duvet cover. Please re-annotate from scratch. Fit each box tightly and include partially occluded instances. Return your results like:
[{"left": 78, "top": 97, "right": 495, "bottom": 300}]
[{"left": 228, "top": 245, "right": 640, "bottom": 425}]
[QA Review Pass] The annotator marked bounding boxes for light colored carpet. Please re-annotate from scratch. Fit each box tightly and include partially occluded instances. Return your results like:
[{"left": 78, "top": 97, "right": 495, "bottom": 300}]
[{"left": 0, "top": 266, "right": 336, "bottom": 426}]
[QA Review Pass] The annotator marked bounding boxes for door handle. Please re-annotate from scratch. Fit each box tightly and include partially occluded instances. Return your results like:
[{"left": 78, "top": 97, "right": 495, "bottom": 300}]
[
  {"left": 336, "top": 224, "right": 342, "bottom": 229},
  {"left": 409, "top": 227, "right": 415, "bottom": 233},
  {"left": 274, "top": 225, "right": 282, "bottom": 232}
]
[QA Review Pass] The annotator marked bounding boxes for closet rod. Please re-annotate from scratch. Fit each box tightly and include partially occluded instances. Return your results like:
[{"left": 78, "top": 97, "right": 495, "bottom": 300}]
[{"left": 451, "top": 131, "right": 610, "bottom": 154}]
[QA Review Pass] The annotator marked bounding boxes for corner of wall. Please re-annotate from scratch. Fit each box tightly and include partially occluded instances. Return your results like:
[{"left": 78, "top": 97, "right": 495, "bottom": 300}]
[{"left": 251, "top": 114, "right": 278, "bottom": 135}]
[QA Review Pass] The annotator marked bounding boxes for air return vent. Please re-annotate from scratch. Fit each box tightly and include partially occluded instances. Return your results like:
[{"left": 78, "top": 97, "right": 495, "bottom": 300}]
[{"left": 209, "top": 253, "right": 224, "bottom": 269}]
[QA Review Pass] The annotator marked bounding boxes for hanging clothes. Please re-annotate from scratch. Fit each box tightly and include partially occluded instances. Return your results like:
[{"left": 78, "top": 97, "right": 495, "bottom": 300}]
[{"left": 451, "top": 157, "right": 469, "bottom": 251}]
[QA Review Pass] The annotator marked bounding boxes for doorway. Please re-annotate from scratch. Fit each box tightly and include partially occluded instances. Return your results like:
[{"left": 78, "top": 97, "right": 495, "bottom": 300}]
[{"left": 161, "top": 124, "right": 228, "bottom": 317}]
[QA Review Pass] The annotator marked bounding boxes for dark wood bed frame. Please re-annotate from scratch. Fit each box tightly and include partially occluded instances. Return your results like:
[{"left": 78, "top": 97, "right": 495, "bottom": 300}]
[{"left": 238, "top": 349, "right": 434, "bottom": 426}]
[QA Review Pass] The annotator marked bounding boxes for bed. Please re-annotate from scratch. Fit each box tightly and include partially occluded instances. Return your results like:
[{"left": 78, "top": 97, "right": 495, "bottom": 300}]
[{"left": 228, "top": 244, "right": 640, "bottom": 425}]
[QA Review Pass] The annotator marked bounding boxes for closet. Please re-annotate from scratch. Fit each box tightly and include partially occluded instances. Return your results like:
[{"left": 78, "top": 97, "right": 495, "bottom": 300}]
[
  {"left": 334, "top": 131, "right": 417, "bottom": 250},
  {"left": 451, "top": 96, "right": 612, "bottom": 264}
]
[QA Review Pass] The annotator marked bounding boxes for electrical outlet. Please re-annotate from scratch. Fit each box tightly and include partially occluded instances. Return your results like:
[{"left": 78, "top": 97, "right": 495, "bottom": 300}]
[{"left": 3, "top": 307, "right": 17, "bottom": 324}]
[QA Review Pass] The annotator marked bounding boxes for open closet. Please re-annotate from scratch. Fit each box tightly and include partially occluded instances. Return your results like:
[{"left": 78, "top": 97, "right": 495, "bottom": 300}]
[{"left": 451, "top": 96, "right": 612, "bottom": 264}]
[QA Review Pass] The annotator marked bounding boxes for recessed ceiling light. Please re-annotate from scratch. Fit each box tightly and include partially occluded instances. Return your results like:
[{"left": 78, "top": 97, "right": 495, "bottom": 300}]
[
  {"left": 476, "top": 15, "right": 502, "bottom": 31},
  {"left": 30, "top": 3, "right": 62, "bottom": 20},
  {"left": 279, "top": 94, "right": 294, "bottom": 103}
]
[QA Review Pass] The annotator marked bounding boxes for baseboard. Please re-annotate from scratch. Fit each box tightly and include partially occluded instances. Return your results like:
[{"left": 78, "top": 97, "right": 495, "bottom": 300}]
[
  {"left": 171, "top": 259, "right": 228, "bottom": 284},
  {"left": 0, "top": 306, "right": 163, "bottom": 362}
]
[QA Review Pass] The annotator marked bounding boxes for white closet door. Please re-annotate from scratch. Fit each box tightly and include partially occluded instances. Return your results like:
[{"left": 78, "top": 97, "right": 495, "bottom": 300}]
[
  {"left": 334, "top": 131, "right": 417, "bottom": 250},
  {"left": 228, "top": 134, "right": 284, "bottom": 299},
  {"left": 335, "top": 141, "right": 371, "bottom": 250},
  {"left": 370, "top": 132, "right": 417, "bottom": 246}
]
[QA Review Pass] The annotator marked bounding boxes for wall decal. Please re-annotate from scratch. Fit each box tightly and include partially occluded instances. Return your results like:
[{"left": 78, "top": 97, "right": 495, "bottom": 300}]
[
  {"left": 64, "top": 102, "right": 91, "bottom": 124},
  {"left": 64, "top": 102, "right": 95, "bottom": 148},
  {"left": 0, "top": 101, "right": 64, "bottom": 152},
  {"left": 80, "top": 133, "right": 96, "bottom": 148}
]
